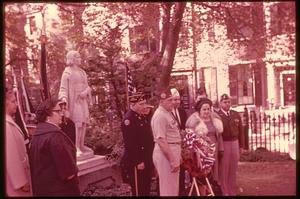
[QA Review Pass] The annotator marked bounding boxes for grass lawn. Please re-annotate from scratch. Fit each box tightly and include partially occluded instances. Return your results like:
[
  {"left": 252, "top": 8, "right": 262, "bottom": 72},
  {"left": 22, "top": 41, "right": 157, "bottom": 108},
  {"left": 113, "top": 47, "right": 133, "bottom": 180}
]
[{"left": 237, "top": 160, "right": 296, "bottom": 196}]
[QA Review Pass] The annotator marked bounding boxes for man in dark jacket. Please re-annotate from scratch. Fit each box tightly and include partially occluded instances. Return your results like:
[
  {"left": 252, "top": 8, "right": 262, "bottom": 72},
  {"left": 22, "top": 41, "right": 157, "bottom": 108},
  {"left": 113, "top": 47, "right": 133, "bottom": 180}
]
[
  {"left": 217, "top": 94, "right": 244, "bottom": 196},
  {"left": 121, "top": 92, "right": 155, "bottom": 196},
  {"left": 170, "top": 88, "right": 188, "bottom": 195},
  {"left": 29, "top": 98, "right": 80, "bottom": 196}
]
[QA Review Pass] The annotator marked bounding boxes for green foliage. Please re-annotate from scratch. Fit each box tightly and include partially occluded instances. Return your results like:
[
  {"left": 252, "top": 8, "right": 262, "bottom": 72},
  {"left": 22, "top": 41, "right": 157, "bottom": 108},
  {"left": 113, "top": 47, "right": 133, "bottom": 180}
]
[{"left": 85, "top": 116, "right": 123, "bottom": 156}]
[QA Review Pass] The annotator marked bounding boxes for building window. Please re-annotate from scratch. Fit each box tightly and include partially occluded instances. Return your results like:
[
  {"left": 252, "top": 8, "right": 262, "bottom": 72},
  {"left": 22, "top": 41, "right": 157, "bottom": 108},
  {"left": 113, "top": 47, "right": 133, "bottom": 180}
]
[
  {"left": 129, "top": 25, "right": 156, "bottom": 54},
  {"left": 207, "top": 24, "right": 215, "bottom": 42},
  {"left": 226, "top": 3, "right": 264, "bottom": 40},
  {"left": 282, "top": 73, "right": 295, "bottom": 106},
  {"left": 29, "top": 16, "right": 37, "bottom": 35},
  {"left": 229, "top": 64, "right": 254, "bottom": 105},
  {"left": 170, "top": 75, "right": 190, "bottom": 110},
  {"left": 270, "top": 2, "right": 295, "bottom": 36}
]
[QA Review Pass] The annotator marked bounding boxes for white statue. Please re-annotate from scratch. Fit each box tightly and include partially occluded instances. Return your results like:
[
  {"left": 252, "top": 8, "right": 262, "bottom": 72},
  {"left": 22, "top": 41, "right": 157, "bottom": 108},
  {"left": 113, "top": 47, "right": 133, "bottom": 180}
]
[{"left": 59, "top": 50, "right": 93, "bottom": 159}]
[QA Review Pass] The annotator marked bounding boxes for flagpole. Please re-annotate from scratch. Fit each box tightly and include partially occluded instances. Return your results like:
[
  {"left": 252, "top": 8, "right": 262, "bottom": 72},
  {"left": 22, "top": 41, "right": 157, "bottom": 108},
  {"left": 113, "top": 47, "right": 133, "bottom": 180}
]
[
  {"left": 20, "top": 69, "right": 31, "bottom": 114},
  {"left": 12, "top": 67, "right": 30, "bottom": 147},
  {"left": 125, "top": 64, "right": 129, "bottom": 110},
  {"left": 40, "top": 8, "right": 50, "bottom": 100}
]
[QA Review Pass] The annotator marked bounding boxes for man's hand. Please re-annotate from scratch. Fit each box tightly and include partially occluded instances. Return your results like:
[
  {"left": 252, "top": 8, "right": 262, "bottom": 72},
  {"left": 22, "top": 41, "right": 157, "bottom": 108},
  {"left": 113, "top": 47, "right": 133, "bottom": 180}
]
[
  {"left": 170, "top": 162, "right": 180, "bottom": 173},
  {"left": 137, "top": 162, "right": 145, "bottom": 170},
  {"left": 20, "top": 183, "right": 30, "bottom": 192}
]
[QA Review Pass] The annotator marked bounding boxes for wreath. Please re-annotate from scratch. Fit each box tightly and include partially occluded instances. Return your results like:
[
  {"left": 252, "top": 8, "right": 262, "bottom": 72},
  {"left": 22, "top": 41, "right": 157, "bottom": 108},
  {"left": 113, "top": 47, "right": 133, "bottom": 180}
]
[{"left": 181, "top": 129, "right": 216, "bottom": 177}]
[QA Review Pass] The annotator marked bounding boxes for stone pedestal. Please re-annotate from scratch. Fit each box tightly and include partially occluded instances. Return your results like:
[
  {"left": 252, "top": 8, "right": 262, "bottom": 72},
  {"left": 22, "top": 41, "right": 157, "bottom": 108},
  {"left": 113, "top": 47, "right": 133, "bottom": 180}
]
[
  {"left": 77, "top": 155, "right": 122, "bottom": 193},
  {"left": 77, "top": 150, "right": 94, "bottom": 161}
]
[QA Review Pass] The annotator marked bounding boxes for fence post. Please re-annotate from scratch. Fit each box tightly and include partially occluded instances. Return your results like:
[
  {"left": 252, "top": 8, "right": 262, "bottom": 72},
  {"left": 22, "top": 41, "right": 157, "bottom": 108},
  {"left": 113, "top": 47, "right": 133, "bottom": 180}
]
[{"left": 243, "top": 105, "right": 249, "bottom": 150}]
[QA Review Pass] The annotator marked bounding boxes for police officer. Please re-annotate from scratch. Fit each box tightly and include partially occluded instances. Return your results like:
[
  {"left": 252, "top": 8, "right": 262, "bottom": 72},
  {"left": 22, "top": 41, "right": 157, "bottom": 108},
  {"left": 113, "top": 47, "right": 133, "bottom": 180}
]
[
  {"left": 217, "top": 94, "right": 244, "bottom": 196},
  {"left": 120, "top": 92, "right": 154, "bottom": 196}
]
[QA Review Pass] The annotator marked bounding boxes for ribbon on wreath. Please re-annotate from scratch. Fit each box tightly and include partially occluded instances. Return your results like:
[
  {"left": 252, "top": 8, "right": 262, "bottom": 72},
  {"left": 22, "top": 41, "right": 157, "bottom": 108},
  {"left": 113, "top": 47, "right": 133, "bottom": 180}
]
[{"left": 182, "top": 129, "right": 216, "bottom": 177}]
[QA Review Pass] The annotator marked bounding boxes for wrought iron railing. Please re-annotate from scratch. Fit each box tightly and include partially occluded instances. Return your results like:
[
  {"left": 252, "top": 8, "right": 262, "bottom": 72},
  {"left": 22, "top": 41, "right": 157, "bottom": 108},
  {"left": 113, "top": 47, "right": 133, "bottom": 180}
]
[{"left": 242, "top": 107, "right": 296, "bottom": 154}]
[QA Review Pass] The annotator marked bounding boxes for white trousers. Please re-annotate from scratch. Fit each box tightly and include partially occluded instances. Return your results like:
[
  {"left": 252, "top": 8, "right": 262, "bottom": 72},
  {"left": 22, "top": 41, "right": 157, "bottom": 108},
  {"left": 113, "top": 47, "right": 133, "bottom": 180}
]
[{"left": 153, "top": 144, "right": 181, "bottom": 196}]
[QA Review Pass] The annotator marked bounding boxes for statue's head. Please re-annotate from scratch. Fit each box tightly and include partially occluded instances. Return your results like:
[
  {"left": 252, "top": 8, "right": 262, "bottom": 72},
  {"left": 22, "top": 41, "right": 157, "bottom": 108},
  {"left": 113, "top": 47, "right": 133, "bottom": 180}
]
[{"left": 66, "top": 50, "right": 81, "bottom": 66}]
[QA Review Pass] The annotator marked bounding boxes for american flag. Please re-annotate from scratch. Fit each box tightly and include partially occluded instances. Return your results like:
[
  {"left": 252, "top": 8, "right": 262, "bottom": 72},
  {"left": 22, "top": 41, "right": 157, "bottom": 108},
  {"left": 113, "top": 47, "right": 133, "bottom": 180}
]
[{"left": 126, "top": 65, "right": 136, "bottom": 96}]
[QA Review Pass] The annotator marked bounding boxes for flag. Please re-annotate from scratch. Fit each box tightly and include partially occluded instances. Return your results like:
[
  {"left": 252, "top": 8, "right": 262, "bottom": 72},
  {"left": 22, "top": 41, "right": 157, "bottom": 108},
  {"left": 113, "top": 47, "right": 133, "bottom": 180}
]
[
  {"left": 126, "top": 65, "right": 136, "bottom": 96},
  {"left": 125, "top": 65, "right": 136, "bottom": 107},
  {"left": 40, "top": 36, "right": 50, "bottom": 100}
]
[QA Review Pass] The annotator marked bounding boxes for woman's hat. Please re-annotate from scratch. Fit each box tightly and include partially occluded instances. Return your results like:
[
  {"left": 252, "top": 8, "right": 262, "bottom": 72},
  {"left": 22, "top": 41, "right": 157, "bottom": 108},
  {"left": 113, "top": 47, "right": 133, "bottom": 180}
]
[{"left": 195, "top": 97, "right": 212, "bottom": 111}]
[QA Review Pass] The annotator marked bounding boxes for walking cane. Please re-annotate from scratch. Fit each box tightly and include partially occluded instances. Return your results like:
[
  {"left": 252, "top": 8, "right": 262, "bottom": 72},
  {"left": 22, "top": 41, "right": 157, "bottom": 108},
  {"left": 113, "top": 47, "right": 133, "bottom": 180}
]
[{"left": 134, "top": 166, "right": 139, "bottom": 196}]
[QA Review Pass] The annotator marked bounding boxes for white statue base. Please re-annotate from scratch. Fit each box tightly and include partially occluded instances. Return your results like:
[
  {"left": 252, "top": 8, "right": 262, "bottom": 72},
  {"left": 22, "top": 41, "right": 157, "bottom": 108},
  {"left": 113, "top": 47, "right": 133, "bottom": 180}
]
[
  {"left": 77, "top": 150, "right": 94, "bottom": 161},
  {"left": 77, "top": 155, "right": 122, "bottom": 193}
]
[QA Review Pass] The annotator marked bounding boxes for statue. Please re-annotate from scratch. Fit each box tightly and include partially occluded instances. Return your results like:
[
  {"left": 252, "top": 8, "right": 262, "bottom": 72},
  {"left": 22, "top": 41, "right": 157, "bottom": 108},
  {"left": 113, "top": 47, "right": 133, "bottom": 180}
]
[{"left": 58, "top": 50, "right": 93, "bottom": 159}]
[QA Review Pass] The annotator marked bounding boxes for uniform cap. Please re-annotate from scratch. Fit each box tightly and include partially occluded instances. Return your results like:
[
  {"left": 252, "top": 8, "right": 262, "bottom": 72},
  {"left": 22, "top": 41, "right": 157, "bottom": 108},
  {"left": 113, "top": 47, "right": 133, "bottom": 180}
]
[
  {"left": 170, "top": 88, "right": 180, "bottom": 97},
  {"left": 129, "top": 92, "right": 145, "bottom": 103},
  {"left": 220, "top": 93, "right": 230, "bottom": 101}
]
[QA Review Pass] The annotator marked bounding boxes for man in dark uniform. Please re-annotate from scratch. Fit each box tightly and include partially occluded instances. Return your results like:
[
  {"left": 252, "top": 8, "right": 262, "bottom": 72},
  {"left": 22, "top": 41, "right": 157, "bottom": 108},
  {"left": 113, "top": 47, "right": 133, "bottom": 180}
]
[
  {"left": 120, "top": 92, "right": 155, "bottom": 196},
  {"left": 217, "top": 94, "right": 244, "bottom": 196}
]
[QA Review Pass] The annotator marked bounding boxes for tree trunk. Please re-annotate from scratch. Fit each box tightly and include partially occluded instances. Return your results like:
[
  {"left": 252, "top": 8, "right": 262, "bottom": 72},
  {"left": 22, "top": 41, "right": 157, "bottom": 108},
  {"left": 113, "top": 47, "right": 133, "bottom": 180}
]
[
  {"left": 160, "top": 3, "right": 172, "bottom": 53},
  {"left": 191, "top": 2, "right": 198, "bottom": 94},
  {"left": 159, "top": 2, "right": 186, "bottom": 89}
]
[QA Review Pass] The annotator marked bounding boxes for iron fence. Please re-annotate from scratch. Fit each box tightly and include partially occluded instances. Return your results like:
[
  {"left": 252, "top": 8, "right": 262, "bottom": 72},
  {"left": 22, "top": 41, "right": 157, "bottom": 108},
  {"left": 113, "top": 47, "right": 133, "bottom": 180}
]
[{"left": 242, "top": 107, "right": 296, "bottom": 154}]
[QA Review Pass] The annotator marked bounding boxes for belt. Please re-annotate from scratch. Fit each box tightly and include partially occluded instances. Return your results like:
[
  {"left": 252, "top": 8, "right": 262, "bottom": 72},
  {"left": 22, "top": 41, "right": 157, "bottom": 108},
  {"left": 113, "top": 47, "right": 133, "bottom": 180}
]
[{"left": 167, "top": 142, "right": 181, "bottom": 145}]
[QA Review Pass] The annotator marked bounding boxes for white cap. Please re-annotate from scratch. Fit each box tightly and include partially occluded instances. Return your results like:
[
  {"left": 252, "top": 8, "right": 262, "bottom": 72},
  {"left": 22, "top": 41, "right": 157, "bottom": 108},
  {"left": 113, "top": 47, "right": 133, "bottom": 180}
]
[{"left": 170, "top": 88, "right": 180, "bottom": 97}]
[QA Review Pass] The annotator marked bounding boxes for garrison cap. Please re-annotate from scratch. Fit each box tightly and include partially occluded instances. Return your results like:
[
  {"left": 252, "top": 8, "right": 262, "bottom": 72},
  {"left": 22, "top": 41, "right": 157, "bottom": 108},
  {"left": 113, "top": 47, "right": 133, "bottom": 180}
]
[
  {"left": 220, "top": 93, "right": 230, "bottom": 101},
  {"left": 170, "top": 88, "right": 180, "bottom": 97},
  {"left": 158, "top": 87, "right": 173, "bottom": 100}
]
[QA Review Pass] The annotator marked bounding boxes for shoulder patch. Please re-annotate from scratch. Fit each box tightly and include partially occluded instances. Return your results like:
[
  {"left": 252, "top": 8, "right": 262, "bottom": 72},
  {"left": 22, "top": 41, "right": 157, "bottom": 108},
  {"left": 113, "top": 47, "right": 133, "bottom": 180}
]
[{"left": 124, "top": 119, "right": 130, "bottom": 126}]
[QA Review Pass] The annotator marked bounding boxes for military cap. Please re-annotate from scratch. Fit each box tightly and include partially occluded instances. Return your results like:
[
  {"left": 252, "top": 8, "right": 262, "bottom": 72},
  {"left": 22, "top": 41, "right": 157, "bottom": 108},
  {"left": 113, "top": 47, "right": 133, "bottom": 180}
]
[
  {"left": 195, "top": 97, "right": 212, "bottom": 111},
  {"left": 170, "top": 88, "right": 180, "bottom": 97},
  {"left": 220, "top": 93, "right": 231, "bottom": 101},
  {"left": 128, "top": 92, "right": 145, "bottom": 103}
]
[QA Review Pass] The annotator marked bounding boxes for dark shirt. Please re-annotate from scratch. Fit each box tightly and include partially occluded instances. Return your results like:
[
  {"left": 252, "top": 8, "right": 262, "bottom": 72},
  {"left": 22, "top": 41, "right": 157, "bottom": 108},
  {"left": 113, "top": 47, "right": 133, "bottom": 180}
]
[
  {"left": 29, "top": 122, "right": 80, "bottom": 196},
  {"left": 217, "top": 109, "right": 244, "bottom": 148}
]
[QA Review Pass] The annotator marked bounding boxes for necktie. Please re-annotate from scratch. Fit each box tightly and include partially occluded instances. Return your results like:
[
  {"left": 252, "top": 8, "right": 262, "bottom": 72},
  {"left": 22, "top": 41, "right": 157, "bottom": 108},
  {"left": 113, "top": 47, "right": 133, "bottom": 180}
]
[
  {"left": 227, "top": 111, "right": 230, "bottom": 117},
  {"left": 172, "top": 110, "right": 181, "bottom": 127}
]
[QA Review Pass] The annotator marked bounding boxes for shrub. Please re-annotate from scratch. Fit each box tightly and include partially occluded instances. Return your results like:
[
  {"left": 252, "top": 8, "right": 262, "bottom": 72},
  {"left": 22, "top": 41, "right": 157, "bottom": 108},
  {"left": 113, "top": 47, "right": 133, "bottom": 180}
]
[{"left": 240, "top": 148, "right": 292, "bottom": 162}]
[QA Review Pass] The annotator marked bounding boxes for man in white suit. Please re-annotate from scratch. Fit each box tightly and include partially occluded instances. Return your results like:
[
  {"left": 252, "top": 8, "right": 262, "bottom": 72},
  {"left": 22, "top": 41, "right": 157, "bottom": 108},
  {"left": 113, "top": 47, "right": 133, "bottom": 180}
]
[{"left": 5, "top": 87, "right": 32, "bottom": 196}]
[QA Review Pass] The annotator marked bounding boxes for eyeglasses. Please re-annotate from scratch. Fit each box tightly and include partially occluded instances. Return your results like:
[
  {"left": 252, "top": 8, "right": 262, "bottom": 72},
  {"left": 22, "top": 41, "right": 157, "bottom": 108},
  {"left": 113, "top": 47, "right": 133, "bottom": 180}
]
[{"left": 52, "top": 109, "right": 62, "bottom": 113}]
